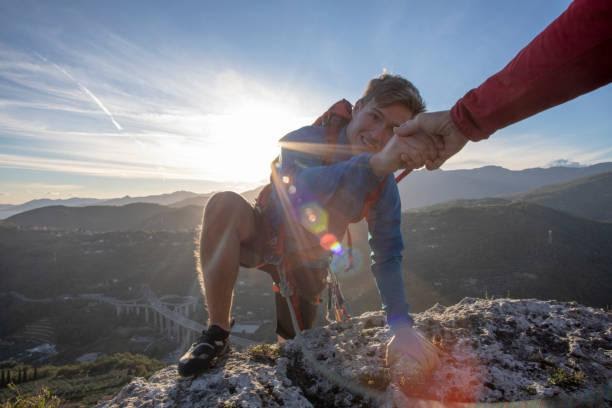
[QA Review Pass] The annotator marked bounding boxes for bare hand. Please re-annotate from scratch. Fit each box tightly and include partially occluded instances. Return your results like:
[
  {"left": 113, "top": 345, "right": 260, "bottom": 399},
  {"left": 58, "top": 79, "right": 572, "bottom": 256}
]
[
  {"left": 395, "top": 110, "right": 469, "bottom": 170},
  {"left": 369, "top": 134, "right": 438, "bottom": 177},
  {"left": 386, "top": 326, "right": 440, "bottom": 378}
]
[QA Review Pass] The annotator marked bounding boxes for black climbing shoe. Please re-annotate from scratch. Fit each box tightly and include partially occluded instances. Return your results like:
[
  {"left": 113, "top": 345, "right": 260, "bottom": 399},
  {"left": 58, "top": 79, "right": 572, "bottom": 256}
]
[{"left": 177, "top": 325, "right": 230, "bottom": 377}]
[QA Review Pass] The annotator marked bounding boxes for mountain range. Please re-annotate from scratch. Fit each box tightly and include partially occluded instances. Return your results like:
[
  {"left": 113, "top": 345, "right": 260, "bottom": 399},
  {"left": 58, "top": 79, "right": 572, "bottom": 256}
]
[
  {"left": 397, "top": 162, "right": 612, "bottom": 210},
  {"left": 0, "top": 191, "right": 201, "bottom": 220},
  {"left": 5, "top": 168, "right": 612, "bottom": 233},
  {"left": 4, "top": 203, "right": 205, "bottom": 232},
  {"left": 2, "top": 162, "right": 611, "bottom": 220}
]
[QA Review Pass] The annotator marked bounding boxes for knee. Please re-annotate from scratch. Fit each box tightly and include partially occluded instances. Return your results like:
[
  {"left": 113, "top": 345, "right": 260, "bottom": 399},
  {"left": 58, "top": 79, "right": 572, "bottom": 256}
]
[
  {"left": 202, "top": 191, "right": 254, "bottom": 241},
  {"left": 205, "top": 191, "right": 243, "bottom": 216},
  {"left": 204, "top": 191, "right": 245, "bottom": 222}
]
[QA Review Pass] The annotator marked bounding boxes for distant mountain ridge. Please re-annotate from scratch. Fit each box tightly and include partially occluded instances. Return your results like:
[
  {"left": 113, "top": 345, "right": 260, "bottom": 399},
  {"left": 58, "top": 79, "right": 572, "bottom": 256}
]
[
  {"left": 99, "top": 190, "right": 199, "bottom": 206},
  {"left": 412, "top": 170, "right": 612, "bottom": 223},
  {"left": 398, "top": 162, "right": 612, "bottom": 210},
  {"left": 5, "top": 203, "right": 204, "bottom": 232},
  {"left": 0, "top": 191, "right": 203, "bottom": 220},
  {"left": 6, "top": 166, "right": 612, "bottom": 232},
  {"left": 2, "top": 163, "right": 611, "bottom": 220},
  {"left": 0, "top": 197, "right": 101, "bottom": 218}
]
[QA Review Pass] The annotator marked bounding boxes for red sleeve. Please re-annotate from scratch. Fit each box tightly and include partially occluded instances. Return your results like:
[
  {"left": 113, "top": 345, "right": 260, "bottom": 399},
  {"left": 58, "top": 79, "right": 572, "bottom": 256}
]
[{"left": 451, "top": 0, "right": 612, "bottom": 141}]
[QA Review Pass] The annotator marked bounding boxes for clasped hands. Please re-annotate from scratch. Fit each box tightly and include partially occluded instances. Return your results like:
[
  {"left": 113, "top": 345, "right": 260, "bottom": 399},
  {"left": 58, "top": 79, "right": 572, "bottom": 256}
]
[{"left": 370, "top": 110, "right": 470, "bottom": 177}]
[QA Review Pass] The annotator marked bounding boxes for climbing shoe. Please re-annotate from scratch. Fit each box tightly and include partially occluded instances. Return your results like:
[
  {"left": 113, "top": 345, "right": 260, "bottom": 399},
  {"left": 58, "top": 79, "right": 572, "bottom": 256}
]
[{"left": 177, "top": 324, "right": 230, "bottom": 377}]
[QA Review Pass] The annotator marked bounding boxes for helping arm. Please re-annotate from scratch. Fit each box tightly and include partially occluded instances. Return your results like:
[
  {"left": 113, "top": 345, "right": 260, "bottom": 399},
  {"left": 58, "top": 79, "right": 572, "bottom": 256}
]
[{"left": 366, "top": 179, "right": 413, "bottom": 330}]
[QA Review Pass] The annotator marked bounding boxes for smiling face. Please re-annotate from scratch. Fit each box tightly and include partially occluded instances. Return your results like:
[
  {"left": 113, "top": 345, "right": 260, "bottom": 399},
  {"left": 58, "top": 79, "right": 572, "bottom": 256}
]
[{"left": 346, "top": 99, "right": 415, "bottom": 154}]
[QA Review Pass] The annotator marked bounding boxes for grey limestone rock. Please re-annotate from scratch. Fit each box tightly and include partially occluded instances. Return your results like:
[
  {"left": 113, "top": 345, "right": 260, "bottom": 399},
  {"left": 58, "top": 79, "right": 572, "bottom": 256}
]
[{"left": 98, "top": 298, "right": 611, "bottom": 407}]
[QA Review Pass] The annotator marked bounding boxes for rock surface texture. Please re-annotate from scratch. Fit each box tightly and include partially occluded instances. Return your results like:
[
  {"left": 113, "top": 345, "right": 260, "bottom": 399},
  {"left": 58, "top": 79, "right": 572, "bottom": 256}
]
[{"left": 98, "top": 298, "right": 611, "bottom": 407}]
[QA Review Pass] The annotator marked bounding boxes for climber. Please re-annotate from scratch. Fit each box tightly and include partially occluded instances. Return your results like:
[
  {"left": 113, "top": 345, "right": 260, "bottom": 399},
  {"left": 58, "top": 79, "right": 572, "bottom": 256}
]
[{"left": 178, "top": 73, "right": 441, "bottom": 379}]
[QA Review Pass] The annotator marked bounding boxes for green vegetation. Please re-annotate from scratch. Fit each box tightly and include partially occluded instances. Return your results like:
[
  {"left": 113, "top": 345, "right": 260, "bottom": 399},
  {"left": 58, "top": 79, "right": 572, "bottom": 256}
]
[
  {"left": 247, "top": 343, "right": 280, "bottom": 365},
  {"left": 1, "top": 385, "right": 61, "bottom": 408},
  {"left": 0, "top": 353, "right": 164, "bottom": 406},
  {"left": 548, "top": 368, "right": 585, "bottom": 389},
  {"left": 0, "top": 228, "right": 199, "bottom": 300}
]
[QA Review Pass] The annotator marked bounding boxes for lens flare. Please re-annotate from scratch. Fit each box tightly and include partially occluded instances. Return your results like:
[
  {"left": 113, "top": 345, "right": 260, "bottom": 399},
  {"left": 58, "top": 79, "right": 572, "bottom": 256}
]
[
  {"left": 320, "top": 233, "right": 342, "bottom": 254},
  {"left": 299, "top": 203, "right": 328, "bottom": 234}
]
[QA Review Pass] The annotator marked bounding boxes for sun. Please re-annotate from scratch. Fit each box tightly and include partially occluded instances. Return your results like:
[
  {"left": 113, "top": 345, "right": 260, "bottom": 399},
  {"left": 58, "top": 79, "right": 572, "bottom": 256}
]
[{"left": 193, "top": 101, "right": 311, "bottom": 183}]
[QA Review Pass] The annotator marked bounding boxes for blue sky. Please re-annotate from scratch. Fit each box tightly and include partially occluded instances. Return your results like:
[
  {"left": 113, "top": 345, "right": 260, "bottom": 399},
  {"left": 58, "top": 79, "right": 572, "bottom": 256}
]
[{"left": 1, "top": 0, "right": 610, "bottom": 204}]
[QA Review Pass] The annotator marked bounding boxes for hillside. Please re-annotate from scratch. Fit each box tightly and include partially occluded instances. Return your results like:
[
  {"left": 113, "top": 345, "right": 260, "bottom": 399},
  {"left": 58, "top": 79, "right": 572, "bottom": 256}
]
[
  {"left": 0, "top": 353, "right": 164, "bottom": 406},
  {"left": 0, "top": 191, "right": 201, "bottom": 220},
  {"left": 401, "top": 201, "right": 612, "bottom": 309},
  {"left": 0, "top": 227, "right": 200, "bottom": 298},
  {"left": 518, "top": 171, "right": 612, "bottom": 222},
  {"left": 5, "top": 203, "right": 203, "bottom": 232},
  {"left": 397, "top": 162, "right": 612, "bottom": 210}
]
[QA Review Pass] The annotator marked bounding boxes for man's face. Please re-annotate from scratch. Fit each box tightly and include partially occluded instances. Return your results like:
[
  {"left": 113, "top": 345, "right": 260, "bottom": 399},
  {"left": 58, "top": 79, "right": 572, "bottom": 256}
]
[{"left": 346, "top": 100, "right": 414, "bottom": 154}]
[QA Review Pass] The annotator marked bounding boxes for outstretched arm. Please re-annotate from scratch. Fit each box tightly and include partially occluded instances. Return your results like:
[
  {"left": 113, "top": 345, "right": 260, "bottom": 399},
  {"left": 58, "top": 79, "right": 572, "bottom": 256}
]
[{"left": 396, "top": 0, "right": 612, "bottom": 169}]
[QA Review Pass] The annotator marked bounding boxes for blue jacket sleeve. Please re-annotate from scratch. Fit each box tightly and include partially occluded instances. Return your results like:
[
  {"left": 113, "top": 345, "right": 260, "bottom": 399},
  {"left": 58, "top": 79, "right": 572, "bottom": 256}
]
[
  {"left": 366, "top": 178, "right": 413, "bottom": 331},
  {"left": 279, "top": 126, "right": 384, "bottom": 219}
]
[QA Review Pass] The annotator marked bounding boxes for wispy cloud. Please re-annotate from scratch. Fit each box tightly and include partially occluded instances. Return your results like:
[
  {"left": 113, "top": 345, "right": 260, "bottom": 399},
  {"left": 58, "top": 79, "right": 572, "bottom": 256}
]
[
  {"left": 2, "top": 7, "right": 608, "bottom": 201},
  {"left": 0, "top": 30, "right": 321, "bottom": 184},
  {"left": 34, "top": 52, "right": 123, "bottom": 131}
]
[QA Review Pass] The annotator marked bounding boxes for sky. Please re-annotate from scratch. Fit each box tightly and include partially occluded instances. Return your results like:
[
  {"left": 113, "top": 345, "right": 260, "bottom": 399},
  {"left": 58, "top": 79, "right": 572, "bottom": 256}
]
[{"left": 0, "top": 0, "right": 611, "bottom": 204}]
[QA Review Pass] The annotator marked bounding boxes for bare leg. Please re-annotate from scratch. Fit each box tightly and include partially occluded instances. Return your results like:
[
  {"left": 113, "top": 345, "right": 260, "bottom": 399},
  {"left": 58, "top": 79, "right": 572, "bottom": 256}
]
[{"left": 198, "top": 191, "right": 256, "bottom": 331}]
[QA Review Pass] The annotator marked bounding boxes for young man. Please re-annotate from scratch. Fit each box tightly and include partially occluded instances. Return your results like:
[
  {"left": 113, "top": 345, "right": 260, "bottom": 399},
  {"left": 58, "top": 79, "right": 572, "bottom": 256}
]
[{"left": 178, "top": 74, "right": 441, "bottom": 378}]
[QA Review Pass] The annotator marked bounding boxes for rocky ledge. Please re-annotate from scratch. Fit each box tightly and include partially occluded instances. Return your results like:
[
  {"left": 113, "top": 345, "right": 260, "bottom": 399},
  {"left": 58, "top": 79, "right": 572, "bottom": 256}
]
[{"left": 98, "top": 298, "right": 611, "bottom": 407}]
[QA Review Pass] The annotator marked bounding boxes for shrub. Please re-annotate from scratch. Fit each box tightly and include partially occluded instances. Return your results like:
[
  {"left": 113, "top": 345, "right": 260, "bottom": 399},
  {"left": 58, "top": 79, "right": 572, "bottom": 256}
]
[
  {"left": 1, "top": 384, "right": 61, "bottom": 408},
  {"left": 548, "top": 368, "right": 585, "bottom": 389}
]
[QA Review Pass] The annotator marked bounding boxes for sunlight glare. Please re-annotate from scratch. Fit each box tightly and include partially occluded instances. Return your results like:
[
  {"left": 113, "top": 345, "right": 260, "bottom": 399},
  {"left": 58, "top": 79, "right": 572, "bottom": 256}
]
[{"left": 188, "top": 99, "right": 310, "bottom": 182}]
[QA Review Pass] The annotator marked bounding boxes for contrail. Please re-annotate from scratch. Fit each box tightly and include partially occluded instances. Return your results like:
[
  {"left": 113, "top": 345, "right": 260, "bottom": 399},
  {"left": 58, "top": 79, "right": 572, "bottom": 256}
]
[
  {"left": 36, "top": 54, "right": 123, "bottom": 131},
  {"left": 78, "top": 84, "right": 123, "bottom": 131}
]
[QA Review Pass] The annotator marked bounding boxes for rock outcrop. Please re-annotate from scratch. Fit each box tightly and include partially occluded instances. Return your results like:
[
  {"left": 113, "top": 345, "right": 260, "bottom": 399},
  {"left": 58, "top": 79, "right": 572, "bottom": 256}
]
[{"left": 98, "top": 298, "right": 611, "bottom": 407}]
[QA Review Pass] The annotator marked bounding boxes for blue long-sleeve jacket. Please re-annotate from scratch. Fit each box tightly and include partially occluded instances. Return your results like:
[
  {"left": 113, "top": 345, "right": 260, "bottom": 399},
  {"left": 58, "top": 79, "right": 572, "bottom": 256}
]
[{"left": 270, "top": 124, "right": 413, "bottom": 330}]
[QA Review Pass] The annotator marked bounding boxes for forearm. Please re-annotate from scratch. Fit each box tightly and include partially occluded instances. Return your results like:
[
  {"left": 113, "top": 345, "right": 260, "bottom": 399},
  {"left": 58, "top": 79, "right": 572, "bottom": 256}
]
[
  {"left": 452, "top": 0, "right": 612, "bottom": 141},
  {"left": 372, "top": 256, "right": 413, "bottom": 330}
]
